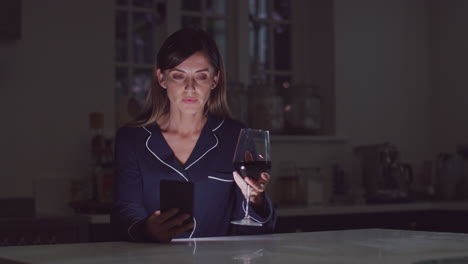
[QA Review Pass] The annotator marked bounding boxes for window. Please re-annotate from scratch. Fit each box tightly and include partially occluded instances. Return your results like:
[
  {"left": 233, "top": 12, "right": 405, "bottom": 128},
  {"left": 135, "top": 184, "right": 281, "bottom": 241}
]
[
  {"left": 114, "top": 0, "right": 332, "bottom": 135},
  {"left": 168, "top": 0, "right": 296, "bottom": 132},
  {"left": 180, "top": 0, "right": 228, "bottom": 64},
  {"left": 247, "top": 0, "right": 294, "bottom": 133},
  {"left": 114, "top": 0, "right": 165, "bottom": 127},
  {"left": 249, "top": 0, "right": 292, "bottom": 88}
]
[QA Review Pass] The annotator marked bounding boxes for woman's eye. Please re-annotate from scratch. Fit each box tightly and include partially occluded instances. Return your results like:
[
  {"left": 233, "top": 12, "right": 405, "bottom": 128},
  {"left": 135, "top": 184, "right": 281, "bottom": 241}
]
[
  {"left": 172, "top": 74, "right": 184, "bottom": 80},
  {"left": 196, "top": 74, "right": 208, "bottom": 80}
]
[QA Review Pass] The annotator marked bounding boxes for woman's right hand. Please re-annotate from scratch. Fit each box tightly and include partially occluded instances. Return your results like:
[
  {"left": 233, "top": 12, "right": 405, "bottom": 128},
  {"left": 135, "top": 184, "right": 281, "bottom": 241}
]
[{"left": 143, "top": 208, "right": 194, "bottom": 242}]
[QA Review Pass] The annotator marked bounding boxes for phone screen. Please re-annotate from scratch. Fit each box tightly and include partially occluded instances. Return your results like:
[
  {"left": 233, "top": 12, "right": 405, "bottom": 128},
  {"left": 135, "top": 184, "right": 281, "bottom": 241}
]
[{"left": 160, "top": 180, "right": 194, "bottom": 217}]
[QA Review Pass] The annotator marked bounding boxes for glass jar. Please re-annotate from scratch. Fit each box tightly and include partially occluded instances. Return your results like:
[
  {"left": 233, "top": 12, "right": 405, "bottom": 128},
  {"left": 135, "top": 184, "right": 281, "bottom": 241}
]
[
  {"left": 249, "top": 80, "right": 284, "bottom": 133},
  {"left": 275, "top": 162, "right": 303, "bottom": 206},
  {"left": 285, "top": 85, "right": 321, "bottom": 134}
]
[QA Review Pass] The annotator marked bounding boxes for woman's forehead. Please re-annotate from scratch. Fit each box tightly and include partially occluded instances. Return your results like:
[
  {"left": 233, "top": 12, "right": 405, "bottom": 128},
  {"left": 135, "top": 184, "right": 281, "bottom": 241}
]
[{"left": 168, "top": 52, "right": 215, "bottom": 72}]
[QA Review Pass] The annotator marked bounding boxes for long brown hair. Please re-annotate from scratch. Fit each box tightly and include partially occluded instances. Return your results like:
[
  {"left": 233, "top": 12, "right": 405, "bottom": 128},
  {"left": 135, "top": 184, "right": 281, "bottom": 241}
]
[{"left": 132, "top": 28, "right": 231, "bottom": 127}]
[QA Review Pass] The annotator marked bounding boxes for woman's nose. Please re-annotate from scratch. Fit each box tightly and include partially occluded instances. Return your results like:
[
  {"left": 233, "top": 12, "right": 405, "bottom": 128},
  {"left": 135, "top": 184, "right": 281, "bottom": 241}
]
[{"left": 184, "top": 77, "right": 196, "bottom": 90}]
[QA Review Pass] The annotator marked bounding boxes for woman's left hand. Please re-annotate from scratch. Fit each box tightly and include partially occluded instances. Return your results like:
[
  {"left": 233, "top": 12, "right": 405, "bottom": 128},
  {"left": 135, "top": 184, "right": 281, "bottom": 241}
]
[{"left": 233, "top": 171, "right": 270, "bottom": 208}]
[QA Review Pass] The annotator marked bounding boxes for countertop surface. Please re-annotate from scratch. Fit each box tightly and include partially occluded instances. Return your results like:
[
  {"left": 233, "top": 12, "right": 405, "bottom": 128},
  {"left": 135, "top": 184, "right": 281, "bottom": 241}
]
[{"left": 1, "top": 229, "right": 468, "bottom": 264}]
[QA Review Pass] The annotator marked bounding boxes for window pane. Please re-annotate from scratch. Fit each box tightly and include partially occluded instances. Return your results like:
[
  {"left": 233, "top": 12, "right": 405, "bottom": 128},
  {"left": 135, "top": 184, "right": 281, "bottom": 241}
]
[
  {"left": 249, "top": 0, "right": 268, "bottom": 19},
  {"left": 116, "top": 11, "right": 128, "bottom": 62},
  {"left": 132, "top": 69, "right": 152, "bottom": 105},
  {"left": 206, "top": 0, "right": 226, "bottom": 15},
  {"left": 182, "top": 16, "right": 202, "bottom": 29},
  {"left": 116, "top": 0, "right": 128, "bottom": 6},
  {"left": 249, "top": 22, "right": 270, "bottom": 72},
  {"left": 132, "top": 0, "right": 153, "bottom": 8},
  {"left": 116, "top": 68, "right": 129, "bottom": 97},
  {"left": 182, "top": 0, "right": 201, "bottom": 11},
  {"left": 206, "top": 18, "right": 226, "bottom": 64},
  {"left": 133, "top": 12, "right": 155, "bottom": 64},
  {"left": 273, "top": 0, "right": 291, "bottom": 20},
  {"left": 274, "top": 23, "right": 290, "bottom": 70}
]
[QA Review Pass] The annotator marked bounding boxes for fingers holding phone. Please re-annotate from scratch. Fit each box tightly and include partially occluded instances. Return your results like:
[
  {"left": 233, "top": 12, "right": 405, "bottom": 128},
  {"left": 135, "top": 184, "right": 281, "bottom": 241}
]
[
  {"left": 144, "top": 180, "right": 195, "bottom": 242},
  {"left": 144, "top": 209, "right": 194, "bottom": 242}
]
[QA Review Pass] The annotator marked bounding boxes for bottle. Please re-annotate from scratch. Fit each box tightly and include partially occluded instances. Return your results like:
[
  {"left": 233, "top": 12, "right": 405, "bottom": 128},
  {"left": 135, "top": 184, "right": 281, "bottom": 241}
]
[
  {"left": 96, "top": 139, "right": 115, "bottom": 204},
  {"left": 332, "top": 162, "right": 345, "bottom": 196},
  {"left": 89, "top": 112, "right": 105, "bottom": 167},
  {"left": 306, "top": 167, "right": 325, "bottom": 205},
  {"left": 89, "top": 112, "right": 114, "bottom": 204}
]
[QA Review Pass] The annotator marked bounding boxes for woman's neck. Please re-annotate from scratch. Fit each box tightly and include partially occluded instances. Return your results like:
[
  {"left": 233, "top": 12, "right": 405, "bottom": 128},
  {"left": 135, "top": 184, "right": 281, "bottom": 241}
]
[{"left": 158, "top": 112, "right": 207, "bottom": 136}]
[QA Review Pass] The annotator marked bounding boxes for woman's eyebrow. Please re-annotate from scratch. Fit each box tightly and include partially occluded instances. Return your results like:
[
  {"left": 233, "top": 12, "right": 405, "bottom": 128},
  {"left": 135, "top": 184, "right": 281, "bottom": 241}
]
[
  {"left": 195, "top": 68, "right": 209, "bottom": 73},
  {"left": 168, "top": 68, "right": 185, "bottom": 73},
  {"left": 169, "top": 68, "right": 210, "bottom": 73}
]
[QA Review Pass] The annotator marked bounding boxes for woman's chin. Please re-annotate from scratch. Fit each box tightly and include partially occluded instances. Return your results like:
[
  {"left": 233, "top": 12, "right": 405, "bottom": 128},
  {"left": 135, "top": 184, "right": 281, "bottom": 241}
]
[{"left": 178, "top": 106, "right": 204, "bottom": 116}]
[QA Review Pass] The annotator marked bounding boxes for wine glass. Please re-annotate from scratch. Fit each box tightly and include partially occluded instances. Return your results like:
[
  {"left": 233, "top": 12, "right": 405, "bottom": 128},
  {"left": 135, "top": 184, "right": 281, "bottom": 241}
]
[{"left": 231, "top": 128, "right": 271, "bottom": 226}]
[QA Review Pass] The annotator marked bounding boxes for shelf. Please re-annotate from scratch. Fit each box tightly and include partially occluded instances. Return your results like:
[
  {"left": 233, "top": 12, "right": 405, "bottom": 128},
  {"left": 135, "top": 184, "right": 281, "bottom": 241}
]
[{"left": 271, "top": 135, "right": 347, "bottom": 143}]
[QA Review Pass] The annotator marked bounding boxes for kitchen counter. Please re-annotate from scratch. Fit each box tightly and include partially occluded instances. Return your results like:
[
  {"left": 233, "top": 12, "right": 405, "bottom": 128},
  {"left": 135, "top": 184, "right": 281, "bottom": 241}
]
[
  {"left": 275, "top": 201, "right": 468, "bottom": 234},
  {"left": 277, "top": 201, "right": 468, "bottom": 217},
  {"left": 1, "top": 229, "right": 468, "bottom": 263}
]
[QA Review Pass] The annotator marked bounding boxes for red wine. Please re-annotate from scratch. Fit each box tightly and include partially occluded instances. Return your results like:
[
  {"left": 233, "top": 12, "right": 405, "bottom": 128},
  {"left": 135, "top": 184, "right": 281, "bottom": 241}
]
[{"left": 233, "top": 161, "right": 271, "bottom": 180}]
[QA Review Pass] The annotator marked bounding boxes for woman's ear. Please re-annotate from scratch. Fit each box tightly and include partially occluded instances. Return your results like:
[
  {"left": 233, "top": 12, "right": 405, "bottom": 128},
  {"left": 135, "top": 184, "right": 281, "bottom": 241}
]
[
  {"left": 212, "top": 71, "right": 220, "bottom": 90},
  {"left": 156, "top": 68, "right": 166, "bottom": 88}
]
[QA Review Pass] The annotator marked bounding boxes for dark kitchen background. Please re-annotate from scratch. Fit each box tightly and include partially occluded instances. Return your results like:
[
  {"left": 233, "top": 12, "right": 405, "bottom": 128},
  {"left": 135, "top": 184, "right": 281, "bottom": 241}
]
[{"left": 0, "top": 0, "right": 467, "bottom": 246}]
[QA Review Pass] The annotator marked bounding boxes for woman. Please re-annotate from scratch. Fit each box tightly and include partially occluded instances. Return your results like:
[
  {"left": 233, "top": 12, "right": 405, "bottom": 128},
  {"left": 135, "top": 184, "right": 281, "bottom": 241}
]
[{"left": 112, "top": 28, "right": 276, "bottom": 242}]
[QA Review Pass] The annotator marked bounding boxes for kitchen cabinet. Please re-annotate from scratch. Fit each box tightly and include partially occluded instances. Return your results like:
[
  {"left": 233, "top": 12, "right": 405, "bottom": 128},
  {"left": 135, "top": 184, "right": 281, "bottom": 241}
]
[
  {"left": 89, "top": 223, "right": 114, "bottom": 242},
  {"left": 0, "top": 216, "right": 89, "bottom": 246},
  {"left": 276, "top": 208, "right": 468, "bottom": 234}
]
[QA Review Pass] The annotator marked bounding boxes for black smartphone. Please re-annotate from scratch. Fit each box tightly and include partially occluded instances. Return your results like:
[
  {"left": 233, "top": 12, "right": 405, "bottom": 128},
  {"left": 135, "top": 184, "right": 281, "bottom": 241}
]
[{"left": 160, "top": 180, "right": 194, "bottom": 227}]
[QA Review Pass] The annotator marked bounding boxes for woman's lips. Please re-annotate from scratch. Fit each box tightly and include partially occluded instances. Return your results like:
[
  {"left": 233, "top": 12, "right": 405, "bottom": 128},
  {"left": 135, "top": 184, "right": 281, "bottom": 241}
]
[{"left": 182, "top": 98, "right": 198, "bottom": 103}]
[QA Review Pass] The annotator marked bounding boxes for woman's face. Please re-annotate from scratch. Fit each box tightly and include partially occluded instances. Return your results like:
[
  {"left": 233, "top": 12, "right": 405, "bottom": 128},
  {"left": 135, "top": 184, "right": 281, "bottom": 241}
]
[{"left": 157, "top": 52, "right": 219, "bottom": 116}]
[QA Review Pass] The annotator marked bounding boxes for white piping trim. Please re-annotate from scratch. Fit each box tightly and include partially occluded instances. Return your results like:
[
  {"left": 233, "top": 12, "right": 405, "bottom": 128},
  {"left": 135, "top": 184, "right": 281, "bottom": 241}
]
[
  {"left": 142, "top": 127, "right": 197, "bottom": 238},
  {"left": 182, "top": 120, "right": 224, "bottom": 238},
  {"left": 207, "top": 176, "right": 234, "bottom": 182},
  {"left": 142, "top": 126, "right": 189, "bottom": 182},
  {"left": 185, "top": 133, "right": 219, "bottom": 170},
  {"left": 127, "top": 220, "right": 142, "bottom": 241},
  {"left": 189, "top": 217, "right": 197, "bottom": 239},
  {"left": 212, "top": 119, "right": 225, "bottom": 131},
  {"left": 184, "top": 119, "right": 224, "bottom": 170}
]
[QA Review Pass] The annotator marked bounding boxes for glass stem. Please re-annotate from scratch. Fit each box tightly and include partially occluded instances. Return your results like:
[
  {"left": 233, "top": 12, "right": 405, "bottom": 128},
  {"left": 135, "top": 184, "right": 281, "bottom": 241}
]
[{"left": 245, "top": 185, "right": 250, "bottom": 218}]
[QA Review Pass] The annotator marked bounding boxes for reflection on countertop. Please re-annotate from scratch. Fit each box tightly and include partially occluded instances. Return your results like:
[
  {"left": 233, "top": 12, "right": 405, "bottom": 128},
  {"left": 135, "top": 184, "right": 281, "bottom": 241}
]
[{"left": 1, "top": 229, "right": 468, "bottom": 264}]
